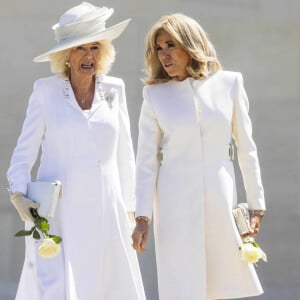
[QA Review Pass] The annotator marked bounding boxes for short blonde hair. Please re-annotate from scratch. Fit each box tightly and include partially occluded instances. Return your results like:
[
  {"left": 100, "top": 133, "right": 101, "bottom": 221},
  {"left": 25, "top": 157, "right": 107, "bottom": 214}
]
[
  {"left": 49, "top": 40, "right": 115, "bottom": 77},
  {"left": 144, "top": 14, "right": 222, "bottom": 85}
]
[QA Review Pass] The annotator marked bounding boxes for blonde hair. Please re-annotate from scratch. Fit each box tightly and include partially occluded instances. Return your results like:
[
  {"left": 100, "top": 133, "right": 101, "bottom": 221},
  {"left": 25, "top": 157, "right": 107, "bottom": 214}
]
[
  {"left": 49, "top": 40, "right": 116, "bottom": 77},
  {"left": 144, "top": 14, "right": 222, "bottom": 85}
]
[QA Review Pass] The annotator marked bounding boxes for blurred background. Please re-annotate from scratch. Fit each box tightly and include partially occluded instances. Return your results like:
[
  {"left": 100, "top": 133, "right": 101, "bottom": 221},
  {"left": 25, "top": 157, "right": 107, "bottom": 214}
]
[{"left": 0, "top": 0, "right": 299, "bottom": 299}]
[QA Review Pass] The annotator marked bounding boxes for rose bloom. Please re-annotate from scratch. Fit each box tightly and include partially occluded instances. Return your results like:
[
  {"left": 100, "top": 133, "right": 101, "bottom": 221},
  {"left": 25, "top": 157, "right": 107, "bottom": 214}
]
[
  {"left": 240, "top": 243, "right": 262, "bottom": 264},
  {"left": 38, "top": 238, "right": 61, "bottom": 258}
]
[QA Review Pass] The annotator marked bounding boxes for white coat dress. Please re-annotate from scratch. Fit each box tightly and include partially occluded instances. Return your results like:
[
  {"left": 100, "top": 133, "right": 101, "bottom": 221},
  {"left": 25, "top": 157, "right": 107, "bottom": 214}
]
[
  {"left": 135, "top": 71, "right": 266, "bottom": 300},
  {"left": 7, "top": 75, "right": 145, "bottom": 300}
]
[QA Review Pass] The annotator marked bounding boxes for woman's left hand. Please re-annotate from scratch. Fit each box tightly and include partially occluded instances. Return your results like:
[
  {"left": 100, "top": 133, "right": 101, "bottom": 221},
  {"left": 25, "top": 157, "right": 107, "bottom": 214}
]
[
  {"left": 249, "top": 215, "right": 263, "bottom": 237},
  {"left": 132, "top": 219, "right": 150, "bottom": 253}
]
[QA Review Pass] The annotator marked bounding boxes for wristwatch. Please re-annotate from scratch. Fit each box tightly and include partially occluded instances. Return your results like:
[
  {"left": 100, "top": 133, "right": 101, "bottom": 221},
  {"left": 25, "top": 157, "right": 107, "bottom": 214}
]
[{"left": 250, "top": 210, "right": 265, "bottom": 218}]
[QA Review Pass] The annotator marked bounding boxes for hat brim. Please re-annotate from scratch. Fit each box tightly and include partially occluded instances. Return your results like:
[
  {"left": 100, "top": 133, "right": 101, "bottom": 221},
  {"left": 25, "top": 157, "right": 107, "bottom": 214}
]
[{"left": 33, "top": 19, "right": 131, "bottom": 62}]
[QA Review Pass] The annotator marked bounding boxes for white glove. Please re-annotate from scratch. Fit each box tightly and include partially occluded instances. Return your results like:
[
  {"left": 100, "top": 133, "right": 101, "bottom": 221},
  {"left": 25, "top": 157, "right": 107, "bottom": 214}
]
[
  {"left": 10, "top": 192, "right": 40, "bottom": 222},
  {"left": 127, "top": 211, "right": 136, "bottom": 232}
]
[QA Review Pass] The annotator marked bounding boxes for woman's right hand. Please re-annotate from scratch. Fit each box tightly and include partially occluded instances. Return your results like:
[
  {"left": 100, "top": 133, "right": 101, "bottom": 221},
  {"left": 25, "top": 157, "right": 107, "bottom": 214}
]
[
  {"left": 10, "top": 192, "right": 40, "bottom": 222},
  {"left": 131, "top": 218, "right": 150, "bottom": 253}
]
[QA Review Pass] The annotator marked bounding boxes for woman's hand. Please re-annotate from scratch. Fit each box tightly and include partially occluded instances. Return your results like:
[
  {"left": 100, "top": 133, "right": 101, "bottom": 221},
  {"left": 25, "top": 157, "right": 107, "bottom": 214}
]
[
  {"left": 249, "top": 215, "right": 263, "bottom": 237},
  {"left": 131, "top": 218, "right": 150, "bottom": 253}
]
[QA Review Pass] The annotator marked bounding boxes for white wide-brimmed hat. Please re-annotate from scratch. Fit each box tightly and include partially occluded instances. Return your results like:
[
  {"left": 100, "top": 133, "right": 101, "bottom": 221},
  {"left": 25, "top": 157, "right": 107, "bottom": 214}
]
[{"left": 33, "top": 2, "right": 130, "bottom": 62}]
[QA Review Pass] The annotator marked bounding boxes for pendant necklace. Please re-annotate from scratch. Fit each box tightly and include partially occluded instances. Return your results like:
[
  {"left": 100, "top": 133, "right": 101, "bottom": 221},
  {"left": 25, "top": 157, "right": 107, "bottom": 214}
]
[
  {"left": 64, "top": 76, "right": 105, "bottom": 106},
  {"left": 78, "top": 88, "right": 92, "bottom": 107},
  {"left": 76, "top": 87, "right": 93, "bottom": 108}
]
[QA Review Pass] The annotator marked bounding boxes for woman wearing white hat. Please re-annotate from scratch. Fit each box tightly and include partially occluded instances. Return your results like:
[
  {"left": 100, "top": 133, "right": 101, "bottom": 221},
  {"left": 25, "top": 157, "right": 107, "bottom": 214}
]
[{"left": 7, "top": 2, "right": 145, "bottom": 300}]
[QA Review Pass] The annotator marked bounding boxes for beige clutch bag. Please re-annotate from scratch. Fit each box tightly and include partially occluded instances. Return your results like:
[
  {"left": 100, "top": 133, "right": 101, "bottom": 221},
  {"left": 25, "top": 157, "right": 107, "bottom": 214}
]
[
  {"left": 232, "top": 203, "right": 251, "bottom": 236},
  {"left": 27, "top": 181, "right": 62, "bottom": 218}
]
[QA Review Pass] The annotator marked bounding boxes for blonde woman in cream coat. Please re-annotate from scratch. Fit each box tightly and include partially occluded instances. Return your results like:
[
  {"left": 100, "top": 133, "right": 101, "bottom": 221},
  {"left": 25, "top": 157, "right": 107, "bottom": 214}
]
[{"left": 132, "top": 14, "right": 266, "bottom": 300}]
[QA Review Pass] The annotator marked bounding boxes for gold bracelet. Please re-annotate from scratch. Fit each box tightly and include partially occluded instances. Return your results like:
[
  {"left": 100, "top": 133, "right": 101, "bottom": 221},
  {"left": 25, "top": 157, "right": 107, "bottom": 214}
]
[{"left": 135, "top": 216, "right": 151, "bottom": 224}]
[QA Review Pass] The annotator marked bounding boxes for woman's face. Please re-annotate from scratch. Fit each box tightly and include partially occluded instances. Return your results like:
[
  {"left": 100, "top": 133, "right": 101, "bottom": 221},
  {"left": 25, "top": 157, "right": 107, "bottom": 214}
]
[
  {"left": 155, "top": 30, "right": 190, "bottom": 81},
  {"left": 68, "top": 42, "right": 100, "bottom": 78}
]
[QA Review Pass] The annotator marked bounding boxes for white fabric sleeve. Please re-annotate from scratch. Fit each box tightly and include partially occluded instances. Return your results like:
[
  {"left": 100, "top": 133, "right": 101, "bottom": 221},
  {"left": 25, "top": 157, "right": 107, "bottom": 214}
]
[
  {"left": 116, "top": 79, "right": 136, "bottom": 212},
  {"left": 231, "top": 73, "right": 266, "bottom": 210},
  {"left": 7, "top": 80, "right": 45, "bottom": 194},
  {"left": 135, "top": 87, "right": 161, "bottom": 219}
]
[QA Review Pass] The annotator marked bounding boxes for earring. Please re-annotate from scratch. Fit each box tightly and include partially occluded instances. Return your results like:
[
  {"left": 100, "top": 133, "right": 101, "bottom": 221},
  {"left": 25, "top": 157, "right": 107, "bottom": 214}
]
[{"left": 65, "top": 61, "right": 70, "bottom": 68}]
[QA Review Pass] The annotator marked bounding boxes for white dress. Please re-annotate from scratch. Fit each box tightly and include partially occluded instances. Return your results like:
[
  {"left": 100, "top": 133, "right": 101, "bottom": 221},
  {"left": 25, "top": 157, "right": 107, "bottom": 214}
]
[
  {"left": 135, "top": 71, "right": 265, "bottom": 300},
  {"left": 7, "top": 75, "right": 145, "bottom": 300}
]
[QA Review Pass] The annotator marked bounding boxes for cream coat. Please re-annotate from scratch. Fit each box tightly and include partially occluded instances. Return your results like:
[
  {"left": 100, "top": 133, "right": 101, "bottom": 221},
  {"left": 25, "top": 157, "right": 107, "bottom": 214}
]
[
  {"left": 7, "top": 75, "right": 145, "bottom": 300},
  {"left": 135, "top": 71, "right": 266, "bottom": 300}
]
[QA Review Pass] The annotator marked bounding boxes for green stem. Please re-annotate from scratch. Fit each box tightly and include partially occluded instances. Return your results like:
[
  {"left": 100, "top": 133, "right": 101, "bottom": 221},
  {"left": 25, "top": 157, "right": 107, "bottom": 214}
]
[{"left": 41, "top": 231, "right": 49, "bottom": 239}]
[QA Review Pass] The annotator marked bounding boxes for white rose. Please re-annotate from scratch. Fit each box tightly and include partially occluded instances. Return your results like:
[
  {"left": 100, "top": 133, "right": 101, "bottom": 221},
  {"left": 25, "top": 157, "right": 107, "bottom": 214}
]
[
  {"left": 240, "top": 243, "right": 262, "bottom": 264},
  {"left": 38, "top": 238, "right": 61, "bottom": 258}
]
